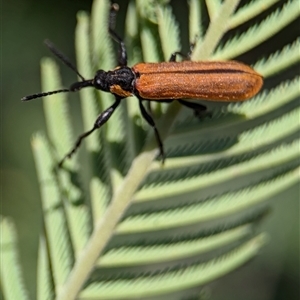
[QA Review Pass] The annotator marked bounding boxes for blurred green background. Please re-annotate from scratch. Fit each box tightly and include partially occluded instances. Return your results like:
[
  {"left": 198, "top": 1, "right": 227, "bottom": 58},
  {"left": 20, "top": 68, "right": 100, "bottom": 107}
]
[{"left": 1, "top": 0, "right": 299, "bottom": 299}]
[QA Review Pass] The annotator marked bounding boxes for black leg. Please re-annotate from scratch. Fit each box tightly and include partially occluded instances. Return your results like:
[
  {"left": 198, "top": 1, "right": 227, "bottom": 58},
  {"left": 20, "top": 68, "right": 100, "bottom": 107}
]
[
  {"left": 138, "top": 99, "right": 165, "bottom": 163},
  {"left": 178, "top": 99, "right": 211, "bottom": 118},
  {"left": 169, "top": 38, "right": 197, "bottom": 62},
  {"left": 109, "top": 4, "right": 127, "bottom": 66},
  {"left": 169, "top": 51, "right": 189, "bottom": 62},
  {"left": 59, "top": 97, "right": 122, "bottom": 167},
  {"left": 187, "top": 38, "right": 197, "bottom": 58}
]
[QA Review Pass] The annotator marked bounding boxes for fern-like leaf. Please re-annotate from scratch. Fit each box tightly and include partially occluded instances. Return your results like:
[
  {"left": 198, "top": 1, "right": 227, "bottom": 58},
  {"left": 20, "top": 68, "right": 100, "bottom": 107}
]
[
  {"left": 0, "top": 217, "right": 30, "bottom": 300},
  {"left": 2, "top": 0, "right": 297, "bottom": 299}
]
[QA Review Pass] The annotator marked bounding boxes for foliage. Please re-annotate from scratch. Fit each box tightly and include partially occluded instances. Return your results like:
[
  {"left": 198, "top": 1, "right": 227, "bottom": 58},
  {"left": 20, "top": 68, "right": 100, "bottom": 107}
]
[{"left": 1, "top": 0, "right": 299, "bottom": 299}]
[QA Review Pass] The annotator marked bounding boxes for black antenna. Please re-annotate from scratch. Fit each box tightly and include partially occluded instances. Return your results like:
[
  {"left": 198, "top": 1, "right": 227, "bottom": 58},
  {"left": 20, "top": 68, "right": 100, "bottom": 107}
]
[
  {"left": 109, "top": 3, "right": 119, "bottom": 30},
  {"left": 21, "top": 40, "right": 94, "bottom": 101},
  {"left": 21, "top": 89, "right": 69, "bottom": 101},
  {"left": 44, "top": 39, "right": 86, "bottom": 81}
]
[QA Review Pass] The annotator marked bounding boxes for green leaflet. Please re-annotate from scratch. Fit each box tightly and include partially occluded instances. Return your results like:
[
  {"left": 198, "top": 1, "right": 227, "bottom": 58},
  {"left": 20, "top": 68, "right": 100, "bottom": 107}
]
[{"left": 0, "top": 218, "right": 30, "bottom": 300}]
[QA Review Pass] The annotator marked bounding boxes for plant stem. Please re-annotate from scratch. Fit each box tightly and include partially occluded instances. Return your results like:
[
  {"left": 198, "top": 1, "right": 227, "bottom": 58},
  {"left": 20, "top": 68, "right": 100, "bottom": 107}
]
[{"left": 56, "top": 103, "right": 181, "bottom": 300}]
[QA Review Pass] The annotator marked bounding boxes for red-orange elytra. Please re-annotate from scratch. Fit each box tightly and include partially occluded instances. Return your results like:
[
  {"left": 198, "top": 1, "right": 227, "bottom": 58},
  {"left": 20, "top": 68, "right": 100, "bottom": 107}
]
[
  {"left": 21, "top": 4, "right": 263, "bottom": 167},
  {"left": 133, "top": 61, "right": 263, "bottom": 101}
]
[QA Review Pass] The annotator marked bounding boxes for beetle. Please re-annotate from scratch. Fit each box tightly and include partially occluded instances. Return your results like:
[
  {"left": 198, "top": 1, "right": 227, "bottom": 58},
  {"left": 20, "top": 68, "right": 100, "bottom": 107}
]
[{"left": 22, "top": 4, "right": 263, "bottom": 167}]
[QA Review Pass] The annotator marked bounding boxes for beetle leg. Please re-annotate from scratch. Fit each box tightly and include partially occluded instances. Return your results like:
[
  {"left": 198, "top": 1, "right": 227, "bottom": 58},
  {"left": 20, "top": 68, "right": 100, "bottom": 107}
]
[
  {"left": 187, "top": 37, "right": 198, "bottom": 58},
  {"left": 178, "top": 99, "right": 211, "bottom": 119},
  {"left": 169, "top": 37, "right": 198, "bottom": 61},
  {"left": 169, "top": 51, "right": 189, "bottom": 62},
  {"left": 58, "top": 96, "right": 122, "bottom": 167},
  {"left": 138, "top": 98, "right": 165, "bottom": 163},
  {"left": 109, "top": 4, "right": 127, "bottom": 66}
]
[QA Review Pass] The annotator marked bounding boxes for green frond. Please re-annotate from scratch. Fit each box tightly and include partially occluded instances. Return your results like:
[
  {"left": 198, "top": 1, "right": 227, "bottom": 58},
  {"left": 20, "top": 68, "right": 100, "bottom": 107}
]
[
  {"left": 213, "top": 0, "right": 300, "bottom": 60},
  {"left": 136, "top": 0, "right": 171, "bottom": 24},
  {"left": 6, "top": 0, "right": 298, "bottom": 299},
  {"left": 37, "top": 237, "right": 54, "bottom": 300},
  {"left": 125, "top": 1, "right": 142, "bottom": 65},
  {"left": 228, "top": 107, "right": 300, "bottom": 155},
  {"left": 229, "top": 76, "right": 300, "bottom": 117},
  {"left": 192, "top": 0, "right": 240, "bottom": 60},
  {"left": 150, "top": 106, "right": 300, "bottom": 170},
  {"left": 80, "top": 234, "right": 267, "bottom": 299},
  {"left": 123, "top": 167, "right": 299, "bottom": 231},
  {"left": 228, "top": 0, "right": 282, "bottom": 29},
  {"left": 205, "top": 0, "right": 222, "bottom": 19},
  {"left": 90, "top": 177, "right": 109, "bottom": 222},
  {"left": 41, "top": 58, "right": 74, "bottom": 158},
  {"left": 140, "top": 27, "right": 161, "bottom": 62},
  {"left": 254, "top": 37, "right": 300, "bottom": 77},
  {"left": 157, "top": 6, "right": 181, "bottom": 60},
  {"left": 76, "top": 11, "right": 101, "bottom": 153},
  {"left": 91, "top": 0, "right": 114, "bottom": 70},
  {"left": 41, "top": 58, "right": 91, "bottom": 254},
  {"left": 188, "top": 0, "right": 203, "bottom": 41},
  {"left": 99, "top": 225, "right": 253, "bottom": 266},
  {"left": 31, "top": 134, "right": 73, "bottom": 287},
  {"left": 134, "top": 141, "right": 299, "bottom": 202},
  {"left": 0, "top": 217, "right": 30, "bottom": 300}
]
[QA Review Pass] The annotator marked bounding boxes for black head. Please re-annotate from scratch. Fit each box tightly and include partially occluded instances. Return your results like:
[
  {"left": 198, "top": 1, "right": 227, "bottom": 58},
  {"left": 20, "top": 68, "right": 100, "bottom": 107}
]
[
  {"left": 93, "top": 70, "right": 110, "bottom": 92},
  {"left": 93, "top": 67, "right": 135, "bottom": 95}
]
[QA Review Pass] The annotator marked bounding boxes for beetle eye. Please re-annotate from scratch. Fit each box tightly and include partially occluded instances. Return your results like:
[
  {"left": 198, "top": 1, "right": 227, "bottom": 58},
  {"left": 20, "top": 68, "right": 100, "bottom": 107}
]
[{"left": 94, "top": 70, "right": 109, "bottom": 91}]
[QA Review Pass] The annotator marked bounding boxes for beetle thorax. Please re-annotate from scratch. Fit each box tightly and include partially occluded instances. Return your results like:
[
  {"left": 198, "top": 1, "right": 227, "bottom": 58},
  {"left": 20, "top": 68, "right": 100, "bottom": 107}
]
[{"left": 93, "top": 67, "right": 135, "bottom": 97}]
